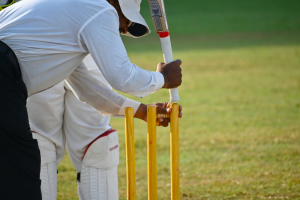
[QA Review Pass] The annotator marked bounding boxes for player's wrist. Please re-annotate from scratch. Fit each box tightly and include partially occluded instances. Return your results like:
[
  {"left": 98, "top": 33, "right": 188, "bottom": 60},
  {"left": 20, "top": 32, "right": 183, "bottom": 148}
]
[
  {"left": 161, "top": 72, "right": 168, "bottom": 88},
  {"left": 134, "top": 103, "right": 147, "bottom": 121}
]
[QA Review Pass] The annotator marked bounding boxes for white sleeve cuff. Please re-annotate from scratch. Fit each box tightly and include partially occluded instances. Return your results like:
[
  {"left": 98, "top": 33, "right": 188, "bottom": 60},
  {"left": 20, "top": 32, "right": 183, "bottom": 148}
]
[
  {"left": 117, "top": 98, "right": 141, "bottom": 116},
  {"left": 151, "top": 72, "right": 165, "bottom": 93}
]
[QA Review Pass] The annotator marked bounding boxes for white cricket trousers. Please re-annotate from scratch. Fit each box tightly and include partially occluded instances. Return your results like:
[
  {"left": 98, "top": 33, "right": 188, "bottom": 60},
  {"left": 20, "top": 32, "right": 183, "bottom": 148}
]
[
  {"left": 27, "top": 69, "right": 119, "bottom": 200},
  {"left": 27, "top": 69, "right": 112, "bottom": 170}
]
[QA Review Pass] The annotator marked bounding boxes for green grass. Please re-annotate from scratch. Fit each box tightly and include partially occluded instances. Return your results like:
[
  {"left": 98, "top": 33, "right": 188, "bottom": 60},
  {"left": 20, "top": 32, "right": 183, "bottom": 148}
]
[
  {"left": 57, "top": 0, "right": 300, "bottom": 199},
  {"left": 115, "top": 44, "right": 300, "bottom": 200},
  {"left": 139, "top": 0, "right": 300, "bottom": 35}
]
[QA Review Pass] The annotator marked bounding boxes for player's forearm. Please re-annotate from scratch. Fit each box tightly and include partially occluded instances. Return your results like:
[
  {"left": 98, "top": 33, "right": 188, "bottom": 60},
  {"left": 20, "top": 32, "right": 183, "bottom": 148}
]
[
  {"left": 107, "top": 63, "right": 164, "bottom": 95},
  {"left": 66, "top": 63, "right": 141, "bottom": 116},
  {"left": 81, "top": 13, "right": 164, "bottom": 96}
]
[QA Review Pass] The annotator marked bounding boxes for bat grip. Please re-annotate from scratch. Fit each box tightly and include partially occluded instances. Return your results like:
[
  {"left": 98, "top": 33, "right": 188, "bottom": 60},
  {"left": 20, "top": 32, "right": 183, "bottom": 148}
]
[{"left": 160, "top": 36, "right": 180, "bottom": 102}]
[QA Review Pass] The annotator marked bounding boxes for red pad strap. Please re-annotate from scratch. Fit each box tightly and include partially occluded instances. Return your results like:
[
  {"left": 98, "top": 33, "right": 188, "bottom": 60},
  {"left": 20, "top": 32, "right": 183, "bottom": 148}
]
[
  {"left": 82, "top": 129, "right": 116, "bottom": 160},
  {"left": 157, "top": 31, "right": 169, "bottom": 38}
]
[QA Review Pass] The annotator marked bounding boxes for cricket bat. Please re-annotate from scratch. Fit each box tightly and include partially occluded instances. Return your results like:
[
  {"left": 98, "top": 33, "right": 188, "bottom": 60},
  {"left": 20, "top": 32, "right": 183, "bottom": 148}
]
[
  {"left": 148, "top": 2, "right": 181, "bottom": 200},
  {"left": 148, "top": 0, "right": 180, "bottom": 103}
]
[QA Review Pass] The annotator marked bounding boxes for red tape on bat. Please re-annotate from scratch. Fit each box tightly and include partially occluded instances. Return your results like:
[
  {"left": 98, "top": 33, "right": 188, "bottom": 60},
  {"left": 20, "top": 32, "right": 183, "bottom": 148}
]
[{"left": 157, "top": 31, "right": 169, "bottom": 38}]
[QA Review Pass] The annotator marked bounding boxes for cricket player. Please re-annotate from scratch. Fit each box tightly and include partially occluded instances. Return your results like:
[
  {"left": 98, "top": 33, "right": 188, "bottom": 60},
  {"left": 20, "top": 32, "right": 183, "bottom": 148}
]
[
  {"left": 27, "top": 55, "right": 117, "bottom": 200},
  {"left": 27, "top": 55, "right": 178, "bottom": 200},
  {"left": 0, "top": 0, "right": 182, "bottom": 199}
]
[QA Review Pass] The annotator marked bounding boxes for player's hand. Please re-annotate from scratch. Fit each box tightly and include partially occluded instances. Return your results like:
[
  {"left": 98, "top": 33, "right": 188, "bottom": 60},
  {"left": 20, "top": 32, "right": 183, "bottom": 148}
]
[
  {"left": 156, "top": 59, "right": 182, "bottom": 89},
  {"left": 155, "top": 102, "right": 183, "bottom": 127},
  {"left": 134, "top": 102, "right": 183, "bottom": 127}
]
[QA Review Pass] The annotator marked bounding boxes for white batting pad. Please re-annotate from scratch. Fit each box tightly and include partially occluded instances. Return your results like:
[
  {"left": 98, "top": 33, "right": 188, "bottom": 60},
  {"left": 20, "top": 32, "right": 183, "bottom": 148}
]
[
  {"left": 78, "top": 130, "right": 119, "bottom": 200},
  {"left": 32, "top": 132, "right": 57, "bottom": 200}
]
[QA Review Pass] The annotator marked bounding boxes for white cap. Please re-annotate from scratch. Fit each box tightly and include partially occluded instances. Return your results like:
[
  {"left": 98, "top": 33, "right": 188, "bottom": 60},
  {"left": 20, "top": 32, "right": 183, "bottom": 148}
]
[
  {"left": 118, "top": 0, "right": 150, "bottom": 38},
  {"left": 0, "top": 0, "right": 8, "bottom": 5}
]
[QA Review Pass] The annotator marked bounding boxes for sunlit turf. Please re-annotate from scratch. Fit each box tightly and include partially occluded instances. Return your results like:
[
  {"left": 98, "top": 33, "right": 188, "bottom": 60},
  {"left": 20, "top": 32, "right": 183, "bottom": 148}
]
[
  {"left": 57, "top": 34, "right": 300, "bottom": 199},
  {"left": 117, "top": 38, "right": 300, "bottom": 199}
]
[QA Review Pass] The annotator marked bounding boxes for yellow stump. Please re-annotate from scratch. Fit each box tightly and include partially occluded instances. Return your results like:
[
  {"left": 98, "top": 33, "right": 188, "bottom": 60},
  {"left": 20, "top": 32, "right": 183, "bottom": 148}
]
[
  {"left": 170, "top": 103, "right": 180, "bottom": 200},
  {"left": 125, "top": 107, "right": 136, "bottom": 200},
  {"left": 147, "top": 106, "right": 157, "bottom": 200}
]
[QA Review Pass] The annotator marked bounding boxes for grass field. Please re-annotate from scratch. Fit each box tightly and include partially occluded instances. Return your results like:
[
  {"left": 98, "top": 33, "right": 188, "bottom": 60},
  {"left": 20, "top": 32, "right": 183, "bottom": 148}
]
[{"left": 57, "top": 0, "right": 300, "bottom": 199}]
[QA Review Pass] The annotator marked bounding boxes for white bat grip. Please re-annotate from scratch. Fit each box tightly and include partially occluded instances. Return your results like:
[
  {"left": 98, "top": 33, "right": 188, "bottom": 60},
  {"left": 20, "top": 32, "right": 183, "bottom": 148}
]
[{"left": 160, "top": 36, "right": 180, "bottom": 102}]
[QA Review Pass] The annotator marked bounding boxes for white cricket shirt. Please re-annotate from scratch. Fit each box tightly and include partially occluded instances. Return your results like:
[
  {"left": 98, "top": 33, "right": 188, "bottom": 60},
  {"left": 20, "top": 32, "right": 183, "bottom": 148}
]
[{"left": 0, "top": 0, "right": 164, "bottom": 116}]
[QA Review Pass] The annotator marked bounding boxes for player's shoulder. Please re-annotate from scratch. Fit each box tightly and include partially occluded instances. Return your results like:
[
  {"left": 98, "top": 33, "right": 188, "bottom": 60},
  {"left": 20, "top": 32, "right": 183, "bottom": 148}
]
[
  {"left": 75, "top": 0, "right": 113, "bottom": 10},
  {"left": 75, "top": 0, "right": 117, "bottom": 17}
]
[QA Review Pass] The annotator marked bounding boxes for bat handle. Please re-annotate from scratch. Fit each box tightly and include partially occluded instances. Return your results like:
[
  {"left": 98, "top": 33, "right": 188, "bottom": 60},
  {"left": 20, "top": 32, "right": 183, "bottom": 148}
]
[
  {"left": 169, "top": 88, "right": 180, "bottom": 102},
  {"left": 160, "top": 35, "right": 180, "bottom": 102}
]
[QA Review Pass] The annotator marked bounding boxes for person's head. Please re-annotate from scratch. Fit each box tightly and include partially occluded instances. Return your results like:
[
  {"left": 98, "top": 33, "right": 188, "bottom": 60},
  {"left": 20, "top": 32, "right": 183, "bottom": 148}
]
[
  {"left": 0, "top": 0, "right": 14, "bottom": 10},
  {"left": 107, "top": 0, "right": 150, "bottom": 38}
]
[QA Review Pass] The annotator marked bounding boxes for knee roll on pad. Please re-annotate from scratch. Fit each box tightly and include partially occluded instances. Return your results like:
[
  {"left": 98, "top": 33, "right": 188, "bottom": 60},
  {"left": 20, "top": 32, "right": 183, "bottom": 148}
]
[
  {"left": 78, "top": 130, "right": 119, "bottom": 200},
  {"left": 32, "top": 132, "right": 57, "bottom": 200}
]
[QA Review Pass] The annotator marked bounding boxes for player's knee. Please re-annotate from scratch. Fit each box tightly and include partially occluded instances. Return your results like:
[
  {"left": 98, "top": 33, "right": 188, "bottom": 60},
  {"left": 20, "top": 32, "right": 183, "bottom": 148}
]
[
  {"left": 81, "top": 130, "right": 119, "bottom": 169},
  {"left": 32, "top": 132, "right": 56, "bottom": 165},
  {"left": 78, "top": 130, "right": 119, "bottom": 200}
]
